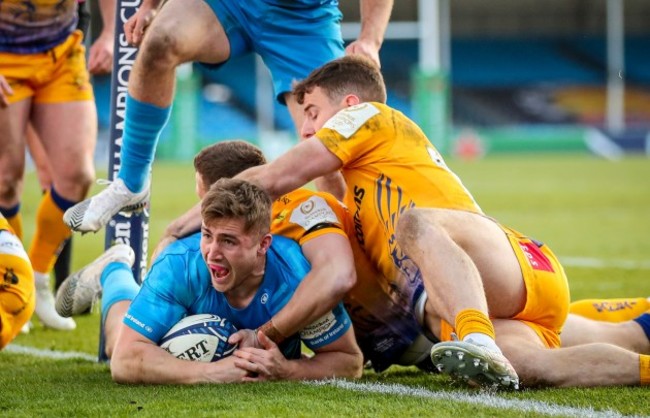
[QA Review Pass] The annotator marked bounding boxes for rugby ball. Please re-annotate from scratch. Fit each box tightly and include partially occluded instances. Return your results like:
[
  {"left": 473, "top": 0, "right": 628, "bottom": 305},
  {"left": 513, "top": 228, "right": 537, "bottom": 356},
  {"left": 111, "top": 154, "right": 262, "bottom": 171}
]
[{"left": 159, "top": 314, "right": 238, "bottom": 362}]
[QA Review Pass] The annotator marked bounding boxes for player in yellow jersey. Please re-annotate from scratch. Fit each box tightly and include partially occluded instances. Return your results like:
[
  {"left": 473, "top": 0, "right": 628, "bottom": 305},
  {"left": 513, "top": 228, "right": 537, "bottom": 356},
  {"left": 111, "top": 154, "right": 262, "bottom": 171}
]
[
  {"left": 0, "top": 0, "right": 114, "bottom": 331},
  {"left": 231, "top": 55, "right": 650, "bottom": 389},
  {"left": 0, "top": 214, "right": 35, "bottom": 349}
]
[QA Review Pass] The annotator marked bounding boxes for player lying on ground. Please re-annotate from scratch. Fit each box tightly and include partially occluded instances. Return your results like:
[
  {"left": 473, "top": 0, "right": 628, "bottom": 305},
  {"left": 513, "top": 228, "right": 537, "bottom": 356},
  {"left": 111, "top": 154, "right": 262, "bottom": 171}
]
[
  {"left": 226, "top": 56, "right": 650, "bottom": 389},
  {"left": 0, "top": 214, "right": 35, "bottom": 350},
  {"left": 56, "top": 179, "right": 362, "bottom": 384},
  {"left": 158, "top": 140, "right": 650, "bottom": 381}
]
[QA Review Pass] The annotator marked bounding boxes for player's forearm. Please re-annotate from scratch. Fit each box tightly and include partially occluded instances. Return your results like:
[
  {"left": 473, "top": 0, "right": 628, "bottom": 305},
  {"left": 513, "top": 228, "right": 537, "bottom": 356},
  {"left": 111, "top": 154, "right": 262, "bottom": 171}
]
[
  {"left": 314, "top": 172, "right": 347, "bottom": 201},
  {"left": 285, "top": 334, "right": 363, "bottom": 380},
  {"left": 97, "top": 0, "right": 116, "bottom": 35},
  {"left": 358, "top": 0, "right": 393, "bottom": 47},
  {"left": 111, "top": 340, "right": 210, "bottom": 384},
  {"left": 164, "top": 202, "right": 202, "bottom": 239}
]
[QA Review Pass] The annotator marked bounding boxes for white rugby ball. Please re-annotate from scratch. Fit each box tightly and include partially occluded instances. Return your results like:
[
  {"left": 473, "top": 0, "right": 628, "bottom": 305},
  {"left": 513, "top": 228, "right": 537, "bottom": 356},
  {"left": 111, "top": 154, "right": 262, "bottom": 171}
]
[{"left": 159, "top": 314, "right": 238, "bottom": 362}]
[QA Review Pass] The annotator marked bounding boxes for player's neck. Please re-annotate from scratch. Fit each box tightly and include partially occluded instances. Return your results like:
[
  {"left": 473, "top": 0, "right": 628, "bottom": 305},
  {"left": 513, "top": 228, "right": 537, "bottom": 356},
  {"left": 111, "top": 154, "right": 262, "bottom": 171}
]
[{"left": 224, "top": 259, "right": 266, "bottom": 309}]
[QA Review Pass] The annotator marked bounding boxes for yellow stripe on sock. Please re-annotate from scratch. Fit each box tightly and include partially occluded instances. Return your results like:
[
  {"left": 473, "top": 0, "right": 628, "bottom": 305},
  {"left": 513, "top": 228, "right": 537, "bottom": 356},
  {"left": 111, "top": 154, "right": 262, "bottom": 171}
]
[
  {"left": 641, "top": 355, "right": 650, "bottom": 385},
  {"left": 27, "top": 191, "right": 71, "bottom": 273},
  {"left": 455, "top": 308, "right": 495, "bottom": 341}
]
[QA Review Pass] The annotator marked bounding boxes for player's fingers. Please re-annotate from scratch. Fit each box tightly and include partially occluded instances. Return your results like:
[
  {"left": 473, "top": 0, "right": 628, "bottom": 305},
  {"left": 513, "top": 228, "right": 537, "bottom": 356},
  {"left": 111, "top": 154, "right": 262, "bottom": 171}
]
[
  {"left": 124, "top": 16, "right": 137, "bottom": 44},
  {"left": 257, "top": 329, "right": 277, "bottom": 350}
]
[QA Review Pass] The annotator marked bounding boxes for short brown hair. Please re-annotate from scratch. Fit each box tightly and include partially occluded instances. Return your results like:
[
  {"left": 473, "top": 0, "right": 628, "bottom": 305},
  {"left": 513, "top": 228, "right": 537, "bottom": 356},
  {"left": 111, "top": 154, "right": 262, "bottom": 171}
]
[
  {"left": 201, "top": 178, "right": 272, "bottom": 236},
  {"left": 194, "top": 140, "right": 267, "bottom": 186},
  {"left": 293, "top": 55, "right": 387, "bottom": 105}
]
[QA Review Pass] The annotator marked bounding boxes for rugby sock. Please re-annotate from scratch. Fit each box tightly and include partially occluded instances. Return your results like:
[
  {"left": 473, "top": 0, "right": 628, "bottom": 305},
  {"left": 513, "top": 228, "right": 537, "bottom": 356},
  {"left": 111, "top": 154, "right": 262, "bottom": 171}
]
[
  {"left": 0, "top": 204, "right": 23, "bottom": 240},
  {"left": 100, "top": 262, "right": 139, "bottom": 323},
  {"left": 0, "top": 215, "right": 15, "bottom": 234},
  {"left": 28, "top": 188, "right": 75, "bottom": 274},
  {"left": 455, "top": 308, "right": 500, "bottom": 352},
  {"left": 633, "top": 312, "right": 650, "bottom": 341},
  {"left": 570, "top": 298, "right": 650, "bottom": 322},
  {"left": 640, "top": 355, "right": 650, "bottom": 385},
  {"left": 117, "top": 94, "right": 172, "bottom": 193}
]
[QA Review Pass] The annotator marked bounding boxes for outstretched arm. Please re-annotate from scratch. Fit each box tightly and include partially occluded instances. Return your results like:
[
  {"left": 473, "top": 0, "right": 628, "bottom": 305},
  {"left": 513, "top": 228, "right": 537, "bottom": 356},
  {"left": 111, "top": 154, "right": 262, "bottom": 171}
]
[
  {"left": 111, "top": 325, "right": 248, "bottom": 384},
  {"left": 236, "top": 138, "right": 342, "bottom": 200},
  {"left": 88, "top": 0, "right": 116, "bottom": 74},
  {"left": 345, "top": 0, "right": 393, "bottom": 67}
]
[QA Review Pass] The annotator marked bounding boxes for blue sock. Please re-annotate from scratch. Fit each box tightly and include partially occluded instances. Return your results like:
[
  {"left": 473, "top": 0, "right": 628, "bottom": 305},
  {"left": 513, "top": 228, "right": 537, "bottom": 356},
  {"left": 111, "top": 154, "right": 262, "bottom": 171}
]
[
  {"left": 0, "top": 203, "right": 20, "bottom": 217},
  {"left": 101, "top": 262, "right": 140, "bottom": 323},
  {"left": 117, "top": 94, "right": 171, "bottom": 193},
  {"left": 50, "top": 186, "right": 78, "bottom": 210},
  {"left": 634, "top": 313, "right": 650, "bottom": 342}
]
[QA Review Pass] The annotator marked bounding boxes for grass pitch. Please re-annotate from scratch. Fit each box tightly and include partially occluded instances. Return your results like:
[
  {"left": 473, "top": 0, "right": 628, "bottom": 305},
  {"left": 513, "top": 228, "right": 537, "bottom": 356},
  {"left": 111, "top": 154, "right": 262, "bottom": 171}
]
[{"left": 2, "top": 153, "right": 649, "bottom": 417}]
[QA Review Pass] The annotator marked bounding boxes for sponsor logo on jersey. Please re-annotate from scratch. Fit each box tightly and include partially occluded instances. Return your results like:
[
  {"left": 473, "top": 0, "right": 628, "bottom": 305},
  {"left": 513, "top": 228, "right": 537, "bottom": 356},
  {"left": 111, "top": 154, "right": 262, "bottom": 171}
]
[
  {"left": 519, "top": 241, "right": 554, "bottom": 272},
  {"left": 323, "top": 103, "right": 380, "bottom": 139},
  {"left": 353, "top": 186, "right": 365, "bottom": 247},
  {"left": 300, "top": 311, "right": 337, "bottom": 340}
]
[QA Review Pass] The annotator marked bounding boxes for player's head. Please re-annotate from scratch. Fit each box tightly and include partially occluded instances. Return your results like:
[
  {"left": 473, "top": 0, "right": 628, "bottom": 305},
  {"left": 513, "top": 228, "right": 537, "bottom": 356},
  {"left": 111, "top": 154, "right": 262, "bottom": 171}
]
[
  {"left": 193, "top": 140, "right": 267, "bottom": 198},
  {"left": 293, "top": 55, "right": 387, "bottom": 139},
  {"left": 200, "top": 178, "right": 272, "bottom": 295}
]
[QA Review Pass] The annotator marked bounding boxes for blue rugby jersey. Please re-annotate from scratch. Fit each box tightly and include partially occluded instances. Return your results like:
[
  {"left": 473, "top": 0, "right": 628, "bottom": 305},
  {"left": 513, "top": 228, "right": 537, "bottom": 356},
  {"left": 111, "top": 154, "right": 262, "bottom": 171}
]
[{"left": 124, "top": 233, "right": 351, "bottom": 356}]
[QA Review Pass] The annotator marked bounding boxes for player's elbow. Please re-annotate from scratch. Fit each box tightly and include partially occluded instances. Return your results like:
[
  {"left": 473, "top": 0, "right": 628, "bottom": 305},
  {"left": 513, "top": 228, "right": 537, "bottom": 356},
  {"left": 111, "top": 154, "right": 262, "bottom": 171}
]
[{"left": 341, "top": 348, "right": 364, "bottom": 379}]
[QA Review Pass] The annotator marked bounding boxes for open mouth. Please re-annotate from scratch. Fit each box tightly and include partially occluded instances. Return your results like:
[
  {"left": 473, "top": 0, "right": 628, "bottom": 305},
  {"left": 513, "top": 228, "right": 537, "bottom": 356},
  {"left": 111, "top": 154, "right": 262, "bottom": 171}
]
[{"left": 210, "top": 264, "right": 230, "bottom": 281}]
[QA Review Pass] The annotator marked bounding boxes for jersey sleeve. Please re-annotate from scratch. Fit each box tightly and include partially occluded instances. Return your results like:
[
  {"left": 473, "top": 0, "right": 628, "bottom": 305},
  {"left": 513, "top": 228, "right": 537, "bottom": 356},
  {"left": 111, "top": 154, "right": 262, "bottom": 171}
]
[
  {"left": 299, "top": 303, "right": 352, "bottom": 350},
  {"left": 315, "top": 102, "right": 389, "bottom": 167},
  {"left": 272, "top": 191, "right": 348, "bottom": 246},
  {"left": 123, "top": 254, "right": 191, "bottom": 343}
]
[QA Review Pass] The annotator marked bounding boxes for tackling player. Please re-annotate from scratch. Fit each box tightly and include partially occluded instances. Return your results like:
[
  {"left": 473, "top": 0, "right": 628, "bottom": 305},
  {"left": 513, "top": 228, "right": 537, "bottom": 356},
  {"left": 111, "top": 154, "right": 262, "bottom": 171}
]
[
  {"left": 230, "top": 55, "right": 650, "bottom": 389},
  {"left": 55, "top": 179, "right": 362, "bottom": 383}
]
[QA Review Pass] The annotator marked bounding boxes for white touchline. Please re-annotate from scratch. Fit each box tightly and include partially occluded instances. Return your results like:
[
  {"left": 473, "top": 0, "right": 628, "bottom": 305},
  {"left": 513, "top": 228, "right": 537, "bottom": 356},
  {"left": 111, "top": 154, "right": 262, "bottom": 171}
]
[
  {"left": 4, "top": 344, "right": 97, "bottom": 362},
  {"left": 561, "top": 256, "right": 650, "bottom": 270},
  {"left": 306, "top": 380, "right": 632, "bottom": 418}
]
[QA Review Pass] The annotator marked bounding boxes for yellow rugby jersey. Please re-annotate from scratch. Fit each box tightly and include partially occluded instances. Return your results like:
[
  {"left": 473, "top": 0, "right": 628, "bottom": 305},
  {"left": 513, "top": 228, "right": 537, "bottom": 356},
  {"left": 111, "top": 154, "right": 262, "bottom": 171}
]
[
  {"left": 270, "top": 188, "right": 425, "bottom": 370},
  {"left": 0, "top": 0, "right": 77, "bottom": 53},
  {"left": 316, "top": 102, "right": 482, "bottom": 285}
]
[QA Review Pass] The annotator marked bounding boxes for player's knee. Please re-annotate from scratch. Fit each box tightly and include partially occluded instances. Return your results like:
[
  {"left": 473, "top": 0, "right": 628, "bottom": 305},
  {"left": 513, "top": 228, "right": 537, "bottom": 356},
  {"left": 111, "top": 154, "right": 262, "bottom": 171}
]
[
  {"left": 139, "top": 26, "right": 185, "bottom": 70},
  {"left": 57, "top": 167, "right": 94, "bottom": 199},
  {"left": 0, "top": 174, "right": 23, "bottom": 203}
]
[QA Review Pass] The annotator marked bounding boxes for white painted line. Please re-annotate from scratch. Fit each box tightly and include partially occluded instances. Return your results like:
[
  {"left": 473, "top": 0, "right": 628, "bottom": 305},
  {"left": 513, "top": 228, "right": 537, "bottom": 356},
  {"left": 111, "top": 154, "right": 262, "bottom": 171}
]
[
  {"left": 561, "top": 256, "right": 650, "bottom": 270},
  {"left": 4, "top": 344, "right": 97, "bottom": 362},
  {"left": 306, "top": 380, "right": 634, "bottom": 418}
]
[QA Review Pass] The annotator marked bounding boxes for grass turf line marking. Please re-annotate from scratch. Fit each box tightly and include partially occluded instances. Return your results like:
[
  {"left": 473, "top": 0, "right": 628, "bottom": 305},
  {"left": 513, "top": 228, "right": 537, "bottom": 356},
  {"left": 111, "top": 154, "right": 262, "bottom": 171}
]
[
  {"left": 561, "top": 257, "right": 650, "bottom": 270},
  {"left": 4, "top": 344, "right": 97, "bottom": 362},
  {"left": 307, "top": 380, "right": 635, "bottom": 418}
]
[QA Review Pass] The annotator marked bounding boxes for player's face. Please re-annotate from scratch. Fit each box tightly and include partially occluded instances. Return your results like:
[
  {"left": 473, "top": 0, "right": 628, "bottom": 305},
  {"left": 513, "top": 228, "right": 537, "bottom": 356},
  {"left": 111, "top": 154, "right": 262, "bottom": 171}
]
[
  {"left": 300, "top": 87, "right": 346, "bottom": 139},
  {"left": 200, "top": 217, "right": 270, "bottom": 301}
]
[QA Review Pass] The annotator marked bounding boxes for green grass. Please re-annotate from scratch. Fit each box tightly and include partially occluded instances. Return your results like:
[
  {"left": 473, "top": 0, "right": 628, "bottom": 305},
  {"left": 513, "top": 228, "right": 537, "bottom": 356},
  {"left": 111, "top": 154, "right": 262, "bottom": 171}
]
[{"left": 3, "top": 153, "right": 650, "bottom": 417}]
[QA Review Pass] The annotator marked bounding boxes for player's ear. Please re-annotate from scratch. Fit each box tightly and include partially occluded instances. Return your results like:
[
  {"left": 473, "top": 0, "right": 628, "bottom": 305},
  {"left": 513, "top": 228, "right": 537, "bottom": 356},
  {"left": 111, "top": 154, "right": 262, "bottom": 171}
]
[
  {"left": 344, "top": 94, "right": 360, "bottom": 107},
  {"left": 258, "top": 234, "right": 272, "bottom": 255}
]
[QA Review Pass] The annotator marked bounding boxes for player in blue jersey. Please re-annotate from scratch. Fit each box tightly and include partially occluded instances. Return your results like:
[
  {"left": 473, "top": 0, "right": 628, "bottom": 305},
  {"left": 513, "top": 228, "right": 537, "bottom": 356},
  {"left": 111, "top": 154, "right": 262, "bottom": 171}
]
[
  {"left": 56, "top": 178, "right": 362, "bottom": 384},
  {"left": 63, "top": 0, "right": 394, "bottom": 234}
]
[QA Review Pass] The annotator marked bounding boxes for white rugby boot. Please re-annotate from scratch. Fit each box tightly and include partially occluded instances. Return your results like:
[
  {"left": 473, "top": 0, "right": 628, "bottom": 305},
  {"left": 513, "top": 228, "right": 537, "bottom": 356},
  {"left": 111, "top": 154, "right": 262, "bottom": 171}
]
[
  {"left": 34, "top": 272, "right": 76, "bottom": 330},
  {"left": 55, "top": 244, "right": 135, "bottom": 317},
  {"left": 63, "top": 178, "right": 149, "bottom": 233},
  {"left": 430, "top": 338, "right": 520, "bottom": 390}
]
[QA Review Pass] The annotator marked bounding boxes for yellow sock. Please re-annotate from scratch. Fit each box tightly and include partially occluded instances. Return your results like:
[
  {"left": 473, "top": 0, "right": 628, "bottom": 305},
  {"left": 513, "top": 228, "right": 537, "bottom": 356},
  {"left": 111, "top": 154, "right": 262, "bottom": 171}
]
[
  {"left": 0, "top": 216, "right": 15, "bottom": 235},
  {"left": 640, "top": 355, "right": 650, "bottom": 385},
  {"left": 6, "top": 212, "right": 23, "bottom": 240},
  {"left": 570, "top": 298, "right": 650, "bottom": 322},
  {"left": 455, "top": 308, "right": 495, "bottom": 341},
  {"left": 27, "top": 190, "right": 72, "bottom": 274}
]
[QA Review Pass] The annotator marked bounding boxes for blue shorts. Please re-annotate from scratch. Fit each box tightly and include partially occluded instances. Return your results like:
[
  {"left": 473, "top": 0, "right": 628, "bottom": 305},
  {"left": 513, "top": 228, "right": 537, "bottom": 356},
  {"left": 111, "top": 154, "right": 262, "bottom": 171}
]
[{"left": 201, "top": 0, "right": 344, "bottom": 104}]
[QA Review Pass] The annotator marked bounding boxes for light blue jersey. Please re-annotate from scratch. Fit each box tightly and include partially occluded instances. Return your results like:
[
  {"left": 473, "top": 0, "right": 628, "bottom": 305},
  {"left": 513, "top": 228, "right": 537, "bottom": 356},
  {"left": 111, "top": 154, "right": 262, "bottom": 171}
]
[{"left": 124, "top": 233, "right": 351, "bottom": 357}]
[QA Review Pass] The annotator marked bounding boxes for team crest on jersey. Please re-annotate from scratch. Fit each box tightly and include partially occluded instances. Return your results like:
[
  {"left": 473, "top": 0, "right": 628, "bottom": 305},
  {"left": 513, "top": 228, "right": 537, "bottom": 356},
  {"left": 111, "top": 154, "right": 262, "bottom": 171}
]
[
  {"left": 289, "top": 196, "right": 338, "bottom": 231},
  {"left": 300, "top": 311, "right": 337, "bottom": 340},
  {"left": 323, "top": 103, "right": 380, "bottom": 139}
]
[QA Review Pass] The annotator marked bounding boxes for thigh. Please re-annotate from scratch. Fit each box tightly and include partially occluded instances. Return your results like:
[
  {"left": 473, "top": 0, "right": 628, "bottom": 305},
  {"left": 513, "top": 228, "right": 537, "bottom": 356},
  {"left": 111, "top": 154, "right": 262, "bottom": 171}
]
[
  {"left": 31, "top": 101, "right": 97, "bottom": 199},
  {"left": 418, "top": 208, "right": 527, "bottom": 318}
]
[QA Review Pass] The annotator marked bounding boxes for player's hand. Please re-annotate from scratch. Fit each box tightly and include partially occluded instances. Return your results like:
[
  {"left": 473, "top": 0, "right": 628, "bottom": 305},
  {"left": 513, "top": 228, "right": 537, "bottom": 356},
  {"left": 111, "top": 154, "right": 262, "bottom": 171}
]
[
  {"left": 88, "top": 30, "right": 114, "bottom": 75},
  {"left": 228, "top": 329, "right": 262, "bottom": 349},
  {"left": 345, "top": 39, "right": 381, "bottom": 68},
  {"left": 233, "top": 331, "right": 289, "bottom": 381},
  {"left": 206, "top": 355, "right": 250, "bottom": 383},
  {"left": 0, "top": 75, "right": 13, "bottom": 108},
  {"left": 124, "top": 2, "right": 158, "bottom": 46}
]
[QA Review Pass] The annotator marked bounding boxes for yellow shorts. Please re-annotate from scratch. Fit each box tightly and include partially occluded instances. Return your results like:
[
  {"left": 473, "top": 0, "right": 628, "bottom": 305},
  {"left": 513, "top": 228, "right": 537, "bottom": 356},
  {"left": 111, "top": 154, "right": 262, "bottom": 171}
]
[
  {"left": 0, "top": 228, "right": 35, "bottom": 350},
  {"left": 439, "top": 226, "right": 570, "bottom": 349},
  {"left": 0, "top": 30, "right": 93, "bottom": 105}
]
